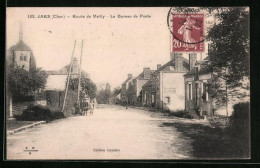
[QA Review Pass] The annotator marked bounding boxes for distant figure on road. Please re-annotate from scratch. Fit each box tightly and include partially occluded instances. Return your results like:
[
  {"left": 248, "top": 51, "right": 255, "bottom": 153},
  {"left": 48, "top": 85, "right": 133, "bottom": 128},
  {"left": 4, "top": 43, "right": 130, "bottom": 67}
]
[
  {"left": 89, "top": 101, "right": 94, "bottom": 116},
  {"left": 93, "top": 98, "right": 97, "bottom": 108},
  {"left": 82, "top": 98, "right": 89, "bottom": 116}
]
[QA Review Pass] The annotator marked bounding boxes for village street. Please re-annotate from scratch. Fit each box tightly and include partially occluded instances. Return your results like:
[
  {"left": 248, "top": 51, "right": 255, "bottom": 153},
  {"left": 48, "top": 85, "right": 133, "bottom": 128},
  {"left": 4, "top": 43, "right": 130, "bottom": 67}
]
[{"left": 7, "top": 104, "right": 236, "bottom": 160}]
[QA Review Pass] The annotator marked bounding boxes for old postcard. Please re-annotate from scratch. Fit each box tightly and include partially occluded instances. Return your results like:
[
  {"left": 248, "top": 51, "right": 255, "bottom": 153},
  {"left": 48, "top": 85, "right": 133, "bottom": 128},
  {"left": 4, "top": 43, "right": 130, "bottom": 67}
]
[{"left": 5, "top": 7, "right": 250, "bottom": 160}]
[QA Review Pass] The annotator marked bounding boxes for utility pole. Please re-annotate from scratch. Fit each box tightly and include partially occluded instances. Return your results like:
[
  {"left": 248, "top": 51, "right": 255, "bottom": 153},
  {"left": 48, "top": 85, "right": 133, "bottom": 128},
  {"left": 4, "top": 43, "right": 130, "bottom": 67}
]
[
  {"left": 77, "top": 40, "right": 84, "bottom": 113},
  {"left": 62, "top": 40, "right": 76, "bottom": 112}
]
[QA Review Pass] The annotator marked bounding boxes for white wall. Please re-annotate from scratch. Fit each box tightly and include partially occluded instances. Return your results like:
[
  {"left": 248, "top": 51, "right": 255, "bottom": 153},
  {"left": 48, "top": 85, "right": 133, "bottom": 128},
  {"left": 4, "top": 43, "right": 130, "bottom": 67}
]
[{"left": 161, "top": 72, "right": 185, "bottom": 110}]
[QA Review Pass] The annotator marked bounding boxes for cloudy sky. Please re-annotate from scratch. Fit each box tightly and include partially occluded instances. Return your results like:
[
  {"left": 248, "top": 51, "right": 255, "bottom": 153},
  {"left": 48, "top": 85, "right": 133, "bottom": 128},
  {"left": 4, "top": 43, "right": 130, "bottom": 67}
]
[{"left": 6, "top": 7, "right": 209, "bottom": 88}]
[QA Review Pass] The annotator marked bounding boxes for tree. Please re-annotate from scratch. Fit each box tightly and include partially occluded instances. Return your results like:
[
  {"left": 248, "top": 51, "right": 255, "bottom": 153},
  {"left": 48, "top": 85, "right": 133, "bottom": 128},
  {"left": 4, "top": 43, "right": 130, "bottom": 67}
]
[
  {"left": 68, "top": 77, "right": 97, "bottom": 99},
  {"left": 96, "top": 86, "right": 112, "bottom": 104},
  {"left": 7, "top": 66, "right": 48, "bottom": 101},
  {"left": 206, "top": 7, "right": 249, "bottom": 106}
]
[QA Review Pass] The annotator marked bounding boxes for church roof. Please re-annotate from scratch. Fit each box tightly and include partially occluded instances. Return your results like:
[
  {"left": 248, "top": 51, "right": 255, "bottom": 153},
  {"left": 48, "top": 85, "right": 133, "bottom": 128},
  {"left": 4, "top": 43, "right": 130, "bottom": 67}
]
[{"left": 8, "top": 40, "right": 32, "bottom": 51}]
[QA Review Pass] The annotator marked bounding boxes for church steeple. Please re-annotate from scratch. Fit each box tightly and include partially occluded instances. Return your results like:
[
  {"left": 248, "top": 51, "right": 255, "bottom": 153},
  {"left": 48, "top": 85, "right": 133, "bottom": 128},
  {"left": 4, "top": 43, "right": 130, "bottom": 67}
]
[{"left": 19, "top": 23, "right": 23, "bottom": 41}]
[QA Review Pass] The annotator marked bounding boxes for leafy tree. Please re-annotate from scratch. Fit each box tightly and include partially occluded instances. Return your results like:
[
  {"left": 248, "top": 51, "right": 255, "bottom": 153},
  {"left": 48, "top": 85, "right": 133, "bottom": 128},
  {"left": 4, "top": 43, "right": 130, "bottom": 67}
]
[
  {"left": 206, "top": 7, "right": 249, "bottom": 106},
  {"left": 96, "top": 86, "right": 112, "bottom": 104},
  {"left": 68, "top": 77, "right": 97, "bottom": 99},
  {"left": 7, "top": 66, "right": 48, "bottom": 100}
]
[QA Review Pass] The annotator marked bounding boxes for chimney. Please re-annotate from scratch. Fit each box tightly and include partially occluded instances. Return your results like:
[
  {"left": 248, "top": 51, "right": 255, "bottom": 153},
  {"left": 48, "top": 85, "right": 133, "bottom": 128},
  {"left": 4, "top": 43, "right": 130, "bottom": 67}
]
[
  {"left": 128, "top": 74, "right": 132, "bottom": 79},
  {"left": 157, "top": 64, "right": 161, "bottom": 70},
  {"left": 143, "top": 67, "right": 151, "bottom": 79},
  {"left": 174, "top": 53, "right": 183, "bottom": 72},
  {"left": 189, "top": 53, "right": 197, "bottom": 70}
]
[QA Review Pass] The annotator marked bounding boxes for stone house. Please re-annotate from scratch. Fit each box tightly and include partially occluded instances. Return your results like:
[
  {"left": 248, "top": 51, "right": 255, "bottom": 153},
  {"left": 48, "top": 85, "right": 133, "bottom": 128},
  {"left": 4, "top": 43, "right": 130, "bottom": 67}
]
[
  {"left": 120, "top": 74, "right": 134, "bottom": 104},
  {"left": 184, "top": 56, "right": 249, "bottom": 117},
  {"left": 125, "top": 68, "right": 155, "bottom": 105},
  {"left": 183, "top": 56, "right": 214, "bottom": 116},
  {"left": 46, "top": 57, "right": 89, "bottom": 78},
  {"left": 142, "top": 53, "right": 190, "bottom": 111}
]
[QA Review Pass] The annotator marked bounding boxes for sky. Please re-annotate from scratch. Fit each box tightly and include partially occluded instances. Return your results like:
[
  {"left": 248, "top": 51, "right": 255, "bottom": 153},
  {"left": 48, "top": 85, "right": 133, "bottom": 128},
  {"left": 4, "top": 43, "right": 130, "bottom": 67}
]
[{"left": 6, "top": 7, "right": 210, "bottom": 89}]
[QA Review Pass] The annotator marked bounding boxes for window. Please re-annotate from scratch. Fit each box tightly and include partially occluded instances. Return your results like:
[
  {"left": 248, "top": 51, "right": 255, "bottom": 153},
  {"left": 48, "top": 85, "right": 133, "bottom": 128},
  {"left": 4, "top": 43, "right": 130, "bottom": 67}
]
[
  {"left": 23, "top": 55, "right": 27, "bottom": 61},
  {"left": 195, "top": 83, "right": 199, "bottom": 105},
  {"left": 144, "top": 92, "right": 147, "bottom": 101},
  {"left": 152, "top": 94, "right": 155, "bottom": 103},
  {"left": 20, "top": 54, "right": 23, "bottom": 61},
  {"left": 195, "top": 66, "right": 199, "bottom": 73},
  {"left": 165, "top": 97, "right": 170, "bottom": 104},
  {"left": 187, "top": 83, "right": 192, "bottom": 100},
  {"left": 202, "top": 83, "right": 208, "bottom": 101}
]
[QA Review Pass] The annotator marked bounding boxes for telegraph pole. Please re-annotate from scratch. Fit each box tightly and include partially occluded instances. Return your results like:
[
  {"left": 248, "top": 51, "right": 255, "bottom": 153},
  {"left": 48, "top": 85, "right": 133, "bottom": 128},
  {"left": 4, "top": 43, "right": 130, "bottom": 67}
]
[
  {"left": 62, "top": 40, "right": 76, "bottom": 112},
  {"left": 77, "top": 40, "right": 84, "bottom": 113}
]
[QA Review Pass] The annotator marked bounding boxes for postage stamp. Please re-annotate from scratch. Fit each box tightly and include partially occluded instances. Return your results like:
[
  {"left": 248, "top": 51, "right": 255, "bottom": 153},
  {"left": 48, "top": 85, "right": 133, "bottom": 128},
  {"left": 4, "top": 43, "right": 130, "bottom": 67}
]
[{"left": 169, "top": 12, "right": 204, "bottom": 52}]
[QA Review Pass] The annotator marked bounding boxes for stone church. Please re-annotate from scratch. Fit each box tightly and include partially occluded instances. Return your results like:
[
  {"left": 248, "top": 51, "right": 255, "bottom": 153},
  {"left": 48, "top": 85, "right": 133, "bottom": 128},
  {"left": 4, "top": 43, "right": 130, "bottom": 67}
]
[
  {"left": 6, "top": 26, "right": 36, "bottom": 71},
  {"left": 6, "top": 25, "right": 37, "bottom": 119}
]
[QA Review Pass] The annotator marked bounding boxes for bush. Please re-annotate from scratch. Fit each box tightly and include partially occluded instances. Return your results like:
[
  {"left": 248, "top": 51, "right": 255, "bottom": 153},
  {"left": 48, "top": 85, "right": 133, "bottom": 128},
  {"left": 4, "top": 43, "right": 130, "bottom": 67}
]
[
  {"left": 14, "top": 105, "right": 65, "bottom": 121},
  {"left": 51, "top": 111, "right": 66, "bottom": 120},
  {"left": 168, "top": 110, "right": 194, "bottom": 119},
  {"left": 229, "top": 102, "right": 250, "bottom": 135},
  {"left": 227, "top": 102, "right": 250, "bottom": 157}
]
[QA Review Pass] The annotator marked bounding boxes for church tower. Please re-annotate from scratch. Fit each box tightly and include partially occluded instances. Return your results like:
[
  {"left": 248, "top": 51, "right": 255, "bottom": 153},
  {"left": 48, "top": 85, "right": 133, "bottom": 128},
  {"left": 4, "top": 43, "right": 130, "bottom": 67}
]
[{"left": 6, "top": 24, "right": 36, "bottom": 71}]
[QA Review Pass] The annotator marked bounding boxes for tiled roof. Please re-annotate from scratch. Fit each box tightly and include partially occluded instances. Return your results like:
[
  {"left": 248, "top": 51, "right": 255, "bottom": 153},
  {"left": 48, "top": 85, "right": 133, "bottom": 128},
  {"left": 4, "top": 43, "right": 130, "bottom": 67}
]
[
  {"left": 136, "top": 70, "right": 155, "bottom": 80},
  {"left": 122, "top": 77, "right": 133, "bottom": 85},
  {"left": 184, "top": 57, "right": 211, "bottom": 76},
  {"left": 8, "top": 40, "right": 32, "bottom": 51},
  {"left": 142, "top": 79, "right": 152, "bottom": 88},
  {"left": 153, "top": 57, "right": 189, "bottom": 74}
]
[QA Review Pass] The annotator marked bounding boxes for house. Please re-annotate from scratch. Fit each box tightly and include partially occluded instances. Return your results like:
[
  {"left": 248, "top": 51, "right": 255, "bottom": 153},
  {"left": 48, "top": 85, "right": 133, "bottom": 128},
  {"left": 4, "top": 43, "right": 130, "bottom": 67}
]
[
  {"left": 125, "top": 68, "right": 155, "bottom": 105},
  {"left": 45, "top": 58, "right": 90, "bottom": 112},
  {"left": 183, "top": 56, "right": 214, "bottom": 116},
  {"left": 115, "top": 93, "right": 121, "bottom": 104},
  {"left": 120, "top": 74, "right": 134, "bottom": 104},
  {"left": 142, "top": 53, "right": 190, "bottom": 111},
  {"left": 184, "top": 56, "right": 249, "bottom": 117},
  {"left": 46, "top": 57, "right": 89, "bottom": 78}
]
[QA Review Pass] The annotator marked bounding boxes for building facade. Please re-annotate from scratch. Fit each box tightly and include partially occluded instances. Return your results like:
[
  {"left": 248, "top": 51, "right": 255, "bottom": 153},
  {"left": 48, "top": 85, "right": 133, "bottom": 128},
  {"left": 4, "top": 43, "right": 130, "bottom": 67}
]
[
  {"left": 184, "top": 56, "right": 249, "bottom": 117},
  {"left": 6, "top": 26, "right": 36, "bottom": 71},
  {"left": 46, "top": 57, "right": 89, "bottom": 78},
  {"left": 125, "top": 68, "right": 155, "bottom": 105},
  {"left": 142, "top": 53, "right": 190, "bottom": 111},
  {"left": 120, "top": 74, "right": 134, "bottom": 104},
  {"left": 184, "top": 56, "right": 214, "bottom": 116}
]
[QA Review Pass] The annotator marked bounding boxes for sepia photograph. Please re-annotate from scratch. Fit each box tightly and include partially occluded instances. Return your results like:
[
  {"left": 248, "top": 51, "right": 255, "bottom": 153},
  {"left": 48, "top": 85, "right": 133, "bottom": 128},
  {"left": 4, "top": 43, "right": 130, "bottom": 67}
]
[{"left": 5, "top": 7, "right": 250, "bottom": 160}]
